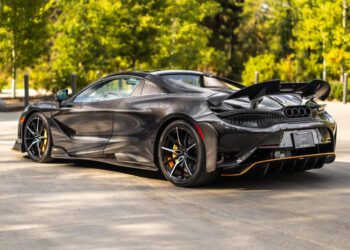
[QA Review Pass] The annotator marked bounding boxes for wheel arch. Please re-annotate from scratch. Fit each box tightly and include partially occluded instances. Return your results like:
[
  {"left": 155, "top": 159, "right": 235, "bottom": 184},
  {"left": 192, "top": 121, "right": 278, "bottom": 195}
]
[
  {"left": 153, "top": 113, "right": 218, "bottom": 173},
  {"left": 153, "top": 113, "right": 197, "bottom": 169}
]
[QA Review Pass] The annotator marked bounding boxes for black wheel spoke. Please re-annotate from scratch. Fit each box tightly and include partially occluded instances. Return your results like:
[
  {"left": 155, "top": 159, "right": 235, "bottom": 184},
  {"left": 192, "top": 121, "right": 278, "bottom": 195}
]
[
  {"left": 183, "top": 131, "right": 189, "bottom": 147},
  {"left": 161, "top": 146, "right": 177, "bottom": 154},
  {"left": 36, "top": 118, "right": 40, "bottom": 133},
  {"left": 167, "top": 135, "right": 178, "bottom": 146},
  {"left": 186, "top": 143, "right": 196, "bottom": 151},
  {"left": 36, "top": 143, "right": 41, "bottom": 158},
  {"left": 170, "top": 157, "right": 184, "bottom": 177},
  {"left": 184, "top": 160, "right": 193, "bottom": 176},
  {"left": 187, "top": 156, "right": 197, "bottom": 162},
  {"left": 26, "top": 126, "right": 36, "bottom": 136},
  {"left": 176, "top": 127, "right": 182, "bottom": 147},
  {"left": 27, "top": 139, "right": 37, "bottom": 151},
  {"left": 39, "top": 122, "right": 45, "bottom": 135}
]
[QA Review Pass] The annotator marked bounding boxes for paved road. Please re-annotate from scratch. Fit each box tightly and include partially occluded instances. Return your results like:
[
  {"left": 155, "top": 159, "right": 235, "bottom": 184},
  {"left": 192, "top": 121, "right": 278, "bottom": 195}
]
[{"left": 0, "top": 103, "right": 350, "bottom": 250}]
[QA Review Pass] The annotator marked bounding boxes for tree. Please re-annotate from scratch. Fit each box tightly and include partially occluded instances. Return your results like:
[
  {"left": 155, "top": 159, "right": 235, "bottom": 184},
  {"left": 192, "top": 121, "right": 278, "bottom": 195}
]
[
  {"left": 0, "top": 0, "right": 51, "bottom": 96},
  {"left": 203, "top": 0, "right": 244, "bottom": 79},
  {"left": 153, "top": 0, "right": 221, "bottom": 71},
  {"left": 45, "top": 0, "right": 221, "bottom": 90},
  {"left": 241, "top": 53, "right": 277, "bottom": 84}
]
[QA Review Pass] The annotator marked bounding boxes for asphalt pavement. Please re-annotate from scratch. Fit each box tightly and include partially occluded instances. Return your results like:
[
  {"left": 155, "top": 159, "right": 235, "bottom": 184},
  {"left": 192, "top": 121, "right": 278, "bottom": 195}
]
[{"left": 0, "top": 102, "right": 349, "bottom": 250}]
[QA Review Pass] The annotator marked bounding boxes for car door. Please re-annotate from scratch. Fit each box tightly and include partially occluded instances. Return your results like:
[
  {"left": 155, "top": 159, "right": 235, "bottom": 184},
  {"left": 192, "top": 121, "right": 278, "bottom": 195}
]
[
  {"left": 51, "top": 76, "right": 143, "bottom": 157},
  {"left": 104, "top": 79, "right": 166, "bottom": 167}
]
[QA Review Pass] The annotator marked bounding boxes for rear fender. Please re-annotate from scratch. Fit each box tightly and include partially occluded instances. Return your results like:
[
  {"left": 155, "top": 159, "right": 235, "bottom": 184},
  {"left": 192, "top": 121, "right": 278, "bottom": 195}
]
[{"left": 197, "top": 123, "right": 218, "bottom": 173}]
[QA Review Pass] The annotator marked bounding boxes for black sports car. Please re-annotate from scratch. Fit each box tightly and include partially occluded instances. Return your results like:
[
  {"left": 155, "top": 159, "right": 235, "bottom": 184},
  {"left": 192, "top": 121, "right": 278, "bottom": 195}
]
[{"left": 13, "top": 70, "right": 336, "bottom": 187}]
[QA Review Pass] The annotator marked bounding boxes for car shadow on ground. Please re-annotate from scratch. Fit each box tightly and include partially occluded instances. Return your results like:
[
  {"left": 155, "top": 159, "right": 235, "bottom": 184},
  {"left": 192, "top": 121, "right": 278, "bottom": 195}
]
[
  {"left": 52, "top": 158, "right": 166, "bottom": 181},
  {"left": 34, "top": 156, "right": 349, "bottom": 191}
]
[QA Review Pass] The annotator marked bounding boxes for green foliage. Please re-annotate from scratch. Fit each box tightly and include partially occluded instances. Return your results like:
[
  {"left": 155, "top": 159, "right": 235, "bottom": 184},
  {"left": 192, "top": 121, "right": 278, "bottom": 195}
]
[
  {"left": 32, "top": 0, "right": 221, "bottom": 90},
  {"left": 327, "top": 80, "right": 350, "bottom": 101},
  {"left": 0, "top": 0, "right": 52, "bottom": 88},
  {"left": 1, "top": 0, "right": 350, "bottom": 101},
  {"left": 242, "top": 54, "right": 277, "bottom": 84},
  {"left": 0, "top": 73, "right": 7, "bottom": 92}
]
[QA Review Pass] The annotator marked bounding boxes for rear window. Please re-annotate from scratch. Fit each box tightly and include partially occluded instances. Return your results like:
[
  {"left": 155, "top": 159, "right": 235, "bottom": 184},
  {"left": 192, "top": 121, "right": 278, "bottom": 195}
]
[{"left": 161, "top": 74, "right": 201, "bottom": 87}]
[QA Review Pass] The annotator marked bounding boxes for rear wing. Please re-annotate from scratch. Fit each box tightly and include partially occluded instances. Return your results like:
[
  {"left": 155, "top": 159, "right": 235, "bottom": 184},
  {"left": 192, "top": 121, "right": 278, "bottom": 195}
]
[{"left": 208, "top": 79, "right": 331, "bottom": 108}]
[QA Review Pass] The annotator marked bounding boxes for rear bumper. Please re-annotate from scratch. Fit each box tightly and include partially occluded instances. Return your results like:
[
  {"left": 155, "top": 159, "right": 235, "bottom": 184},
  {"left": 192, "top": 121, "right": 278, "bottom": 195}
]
[{"left": 221, "top": 152, "right": 335, "bottom": 176}]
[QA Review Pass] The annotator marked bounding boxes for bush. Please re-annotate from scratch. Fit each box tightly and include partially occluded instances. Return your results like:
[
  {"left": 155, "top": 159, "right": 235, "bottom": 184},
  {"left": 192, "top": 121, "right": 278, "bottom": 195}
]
[
  {"left": 241, "top": 54, "right": 278, "bottom": 85},
  {"left": 0, "top": 78, "right": 7, "bottom": 93},
  {"left": 328, "top": 80, "right": 350, "bottom": 101}
]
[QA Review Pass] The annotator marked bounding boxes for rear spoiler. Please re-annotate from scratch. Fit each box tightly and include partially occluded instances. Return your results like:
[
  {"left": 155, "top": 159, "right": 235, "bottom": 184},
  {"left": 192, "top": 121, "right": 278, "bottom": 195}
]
[{"left": 208, "top": 79, "right": 331, "bottom": 108}]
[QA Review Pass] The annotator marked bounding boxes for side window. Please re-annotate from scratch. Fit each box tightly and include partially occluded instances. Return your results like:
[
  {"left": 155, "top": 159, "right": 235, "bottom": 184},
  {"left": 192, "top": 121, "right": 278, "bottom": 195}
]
[
  {"left": 74, "top": 76, "right": 141, "bottom": 103},
  {"left": 141, "top": 80, "right": 165, "bottom": 95},
  {"left": 161, "top": 74, "right": 201, "bottom": 87}
]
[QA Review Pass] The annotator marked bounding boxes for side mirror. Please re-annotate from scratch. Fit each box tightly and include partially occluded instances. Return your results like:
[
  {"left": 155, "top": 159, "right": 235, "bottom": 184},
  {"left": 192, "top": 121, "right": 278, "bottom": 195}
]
[{"left": 55, "top": 89, "right": 69, "bottom": 107}]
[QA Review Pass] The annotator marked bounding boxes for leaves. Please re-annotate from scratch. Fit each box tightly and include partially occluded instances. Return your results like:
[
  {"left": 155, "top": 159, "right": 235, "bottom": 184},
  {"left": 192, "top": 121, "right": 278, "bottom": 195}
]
[{"left": 1, "top": 0, "right": 350, "bottom": 92}]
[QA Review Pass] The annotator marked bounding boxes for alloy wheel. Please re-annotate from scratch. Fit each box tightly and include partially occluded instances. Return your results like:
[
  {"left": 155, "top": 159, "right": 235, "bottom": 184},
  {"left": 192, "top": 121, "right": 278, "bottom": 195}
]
[
  {"left": 24, "top": 116, "right": 49, "bottom": 161},
  {"left": 160, "top": 125, "right": 199, "bottom": 182}
]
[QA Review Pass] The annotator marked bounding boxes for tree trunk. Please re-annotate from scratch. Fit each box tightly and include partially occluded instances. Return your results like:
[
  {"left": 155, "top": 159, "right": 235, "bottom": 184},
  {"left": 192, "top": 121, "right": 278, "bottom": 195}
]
[
  {"left": 322, "top": 36, "right": 326, "bottom": 81},
  {"left": 11, "top": 1, "right": 17, "bottom": 98},
  {"left": 131, "top": 55, "right": 136, "bottom": 71},
  {"left": 11, "top": 43, "right": 16, "bottom": 98}
]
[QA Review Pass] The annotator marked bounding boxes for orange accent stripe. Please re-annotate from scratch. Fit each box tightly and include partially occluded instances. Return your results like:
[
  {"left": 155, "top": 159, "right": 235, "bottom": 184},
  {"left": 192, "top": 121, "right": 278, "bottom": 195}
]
[{"left": 221, "top": 152, "right": 335, "bottom": 177}]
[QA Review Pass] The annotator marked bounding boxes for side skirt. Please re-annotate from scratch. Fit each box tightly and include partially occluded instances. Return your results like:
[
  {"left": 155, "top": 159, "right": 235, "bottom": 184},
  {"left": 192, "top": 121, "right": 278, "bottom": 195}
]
[{"left": 51, "top": 146, "right": 158, "bottom": 172}]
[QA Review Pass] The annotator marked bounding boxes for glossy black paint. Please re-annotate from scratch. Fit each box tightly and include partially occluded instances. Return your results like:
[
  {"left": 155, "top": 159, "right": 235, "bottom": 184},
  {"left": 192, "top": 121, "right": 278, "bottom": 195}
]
[{"left": 14, "top": 70, "right": 337, "bottom": 174}]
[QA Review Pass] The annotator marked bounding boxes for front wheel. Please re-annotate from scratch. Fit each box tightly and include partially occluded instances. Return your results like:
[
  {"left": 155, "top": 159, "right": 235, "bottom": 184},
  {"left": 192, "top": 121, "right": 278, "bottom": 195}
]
[
  {"left": 157, "top": 120, "right": 218, "bottom": 187},
  {"left": 23, "top": 112, "right": 52, "bottom": 163}
]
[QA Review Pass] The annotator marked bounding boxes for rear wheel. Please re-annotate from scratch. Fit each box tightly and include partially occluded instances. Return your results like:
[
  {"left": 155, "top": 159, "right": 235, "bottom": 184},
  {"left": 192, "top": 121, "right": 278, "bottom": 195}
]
[
  {"left": 23, "top": 113, "right": 52, "bottom": 163},
  {"left": 157, "top": 120, "right": 218, "bottom": 187}
]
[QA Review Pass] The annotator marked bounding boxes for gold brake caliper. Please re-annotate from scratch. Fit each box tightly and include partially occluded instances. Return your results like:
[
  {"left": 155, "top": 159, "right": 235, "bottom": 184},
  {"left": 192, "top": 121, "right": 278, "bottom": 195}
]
[
  {"left": 41, "top": 129, "right": 48, "bottom": 153},
  {"left": 167, "top": 144, "right": 179, "bottom": 168}
]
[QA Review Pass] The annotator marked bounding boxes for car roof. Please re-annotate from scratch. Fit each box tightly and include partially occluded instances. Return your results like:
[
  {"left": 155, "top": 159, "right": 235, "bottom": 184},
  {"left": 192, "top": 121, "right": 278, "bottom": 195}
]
[
  {"left": 104, "top": 70, "right": 205, "bottom": 78},
  {"left": 101, "top": 70, "right": 211, "bottom": 94},
  {"left": 150, "top": 70, "right": 204, "bottom": 76}
]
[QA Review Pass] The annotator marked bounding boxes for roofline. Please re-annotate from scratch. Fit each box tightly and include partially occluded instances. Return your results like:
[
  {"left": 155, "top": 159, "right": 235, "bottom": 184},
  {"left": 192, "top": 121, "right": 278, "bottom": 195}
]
[
  {"left": 102, "top": 71, "right": 149, "bottom": 79},
  {"left": 150, "top": 70, "right": 204, "bottom": 76},
  {"left": 103, "top": 70, "right": 208, "bottom": 79}
]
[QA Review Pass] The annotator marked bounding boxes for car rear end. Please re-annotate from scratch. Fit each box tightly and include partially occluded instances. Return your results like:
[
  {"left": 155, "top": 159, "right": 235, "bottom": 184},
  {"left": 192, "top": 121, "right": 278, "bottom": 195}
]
[
  {"left": 198, "top": 80, "right": 336, "bottom": 176},
  {"left": 212, "top": 104, "right": 336, "bottom": 176}
]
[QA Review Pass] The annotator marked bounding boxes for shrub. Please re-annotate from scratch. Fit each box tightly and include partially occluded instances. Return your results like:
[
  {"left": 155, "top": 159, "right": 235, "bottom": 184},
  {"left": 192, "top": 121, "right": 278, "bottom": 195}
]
[
  {"left": 328, "top": 80, "right": 350, "bottom": 101},
  {"left": 241, "top": 54, "right": 278, "bottom": 85}
]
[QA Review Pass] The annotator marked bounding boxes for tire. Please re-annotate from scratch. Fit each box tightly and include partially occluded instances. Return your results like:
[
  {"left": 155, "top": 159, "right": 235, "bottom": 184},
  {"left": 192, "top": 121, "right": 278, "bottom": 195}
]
[
  {"left": 23, "top": 112, "right": 52, "bottom": 163},
  {"left": 157, "top": 120, "right": 218, "bottom": 187}
]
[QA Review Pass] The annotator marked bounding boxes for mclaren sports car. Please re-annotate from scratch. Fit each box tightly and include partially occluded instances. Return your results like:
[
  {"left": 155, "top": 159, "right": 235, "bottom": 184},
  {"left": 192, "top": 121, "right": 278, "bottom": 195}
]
[{"left": 13, "top": 70, "right": 337, "bottom": 187}]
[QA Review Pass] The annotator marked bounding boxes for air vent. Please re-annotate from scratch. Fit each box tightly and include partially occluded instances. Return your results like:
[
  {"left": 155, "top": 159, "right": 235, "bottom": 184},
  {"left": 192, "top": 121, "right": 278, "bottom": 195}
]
[{"left": 223, "top": 113, "right": 312, "bottom": 128}]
